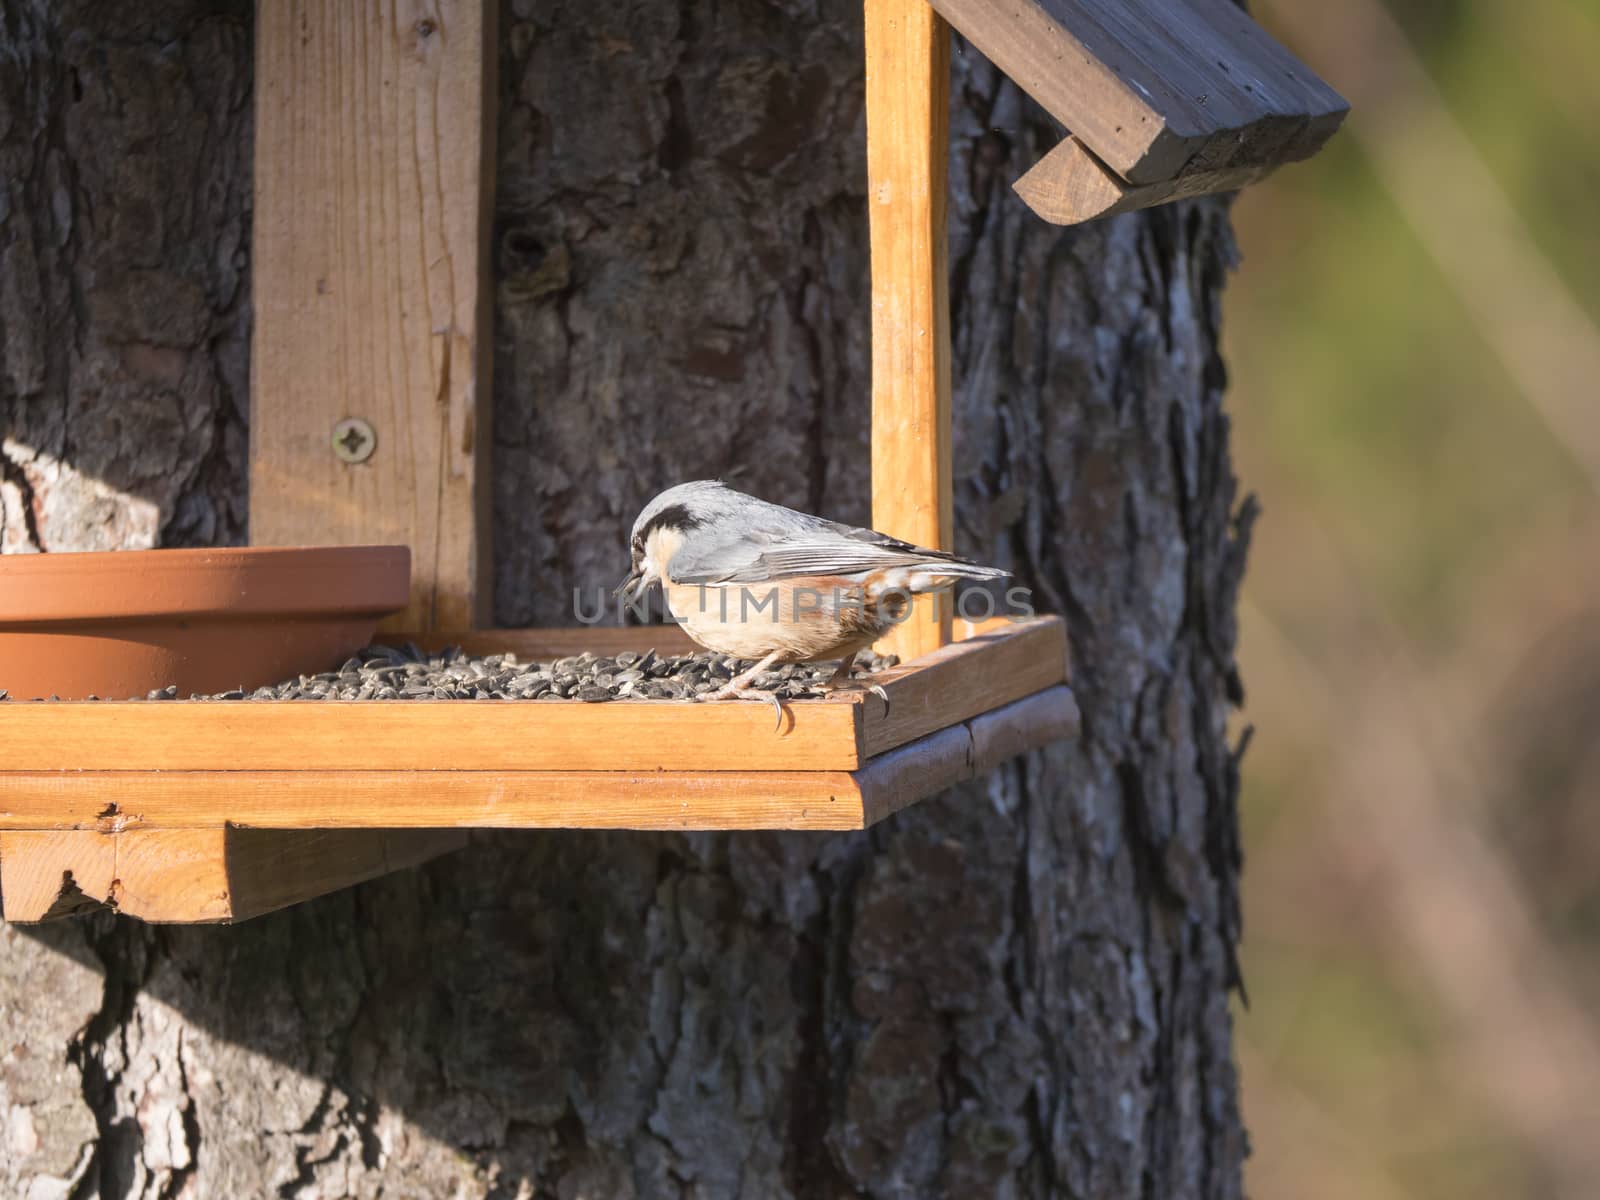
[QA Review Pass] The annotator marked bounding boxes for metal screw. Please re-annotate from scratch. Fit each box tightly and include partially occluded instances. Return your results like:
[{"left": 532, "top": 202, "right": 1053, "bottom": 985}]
[{"left": 332, "top": 418, "right": 376, "bottom": 464}]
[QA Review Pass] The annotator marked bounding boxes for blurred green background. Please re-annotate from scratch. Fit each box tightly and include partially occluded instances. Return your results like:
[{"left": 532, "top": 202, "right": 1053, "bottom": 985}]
[{"left": 1226, "top": 1, "right": 1600, "bottom": 1197}]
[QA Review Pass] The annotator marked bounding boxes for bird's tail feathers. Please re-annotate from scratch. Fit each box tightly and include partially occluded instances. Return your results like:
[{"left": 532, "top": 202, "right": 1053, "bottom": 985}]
[{"left": 880, "top": 561, "right": 1011, "bottom": 595}]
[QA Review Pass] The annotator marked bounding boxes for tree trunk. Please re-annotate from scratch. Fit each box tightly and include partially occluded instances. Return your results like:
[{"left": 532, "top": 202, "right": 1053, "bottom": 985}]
[{"left": 0, "top": 1, "right": 1251, "bottom": 1197}]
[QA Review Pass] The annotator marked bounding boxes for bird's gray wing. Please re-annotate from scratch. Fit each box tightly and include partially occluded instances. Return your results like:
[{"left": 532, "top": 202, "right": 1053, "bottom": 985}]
[{"left": 671, "top": 521, "right": 985, "bottom": 584}]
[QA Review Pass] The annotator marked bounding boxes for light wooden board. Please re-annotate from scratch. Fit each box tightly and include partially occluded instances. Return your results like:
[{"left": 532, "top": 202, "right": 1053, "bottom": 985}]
[
  {"left": 865, "top": 0, "right": 955, "bottom": 665},
  {"left": 927, "top": 0, "right": 1347, "bottom": 184},
  {"left": 251, "top": 0, "right": 496, "bottom": 630},
  {"left": 0, "top": 688, "right": 1079, "bottom": 836},
  {"left": 1013, "top": 136, "right": 1275, "bottom": 225},
  {"left": 0, "top": 828, "right": 464, "bottom": 922},
  {"left": 0, "top": 695, "right": 863, "bottom": 772},
  {"left": 0, "top": 771, "right": 874, "bottom": 833}
]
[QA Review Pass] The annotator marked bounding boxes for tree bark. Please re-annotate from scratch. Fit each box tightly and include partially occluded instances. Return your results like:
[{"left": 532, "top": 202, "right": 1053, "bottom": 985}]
[{"left": 0, "top": 1, "right": 1251, "bottom": 1197}]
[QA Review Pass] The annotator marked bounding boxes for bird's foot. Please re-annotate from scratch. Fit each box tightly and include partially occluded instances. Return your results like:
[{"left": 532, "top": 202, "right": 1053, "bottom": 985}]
[
  {"left": 695, "top": 683, "right": 786, "bottom": 732},
  {"left": 818, "top": 677, "right": 891, "bottom": 717}
]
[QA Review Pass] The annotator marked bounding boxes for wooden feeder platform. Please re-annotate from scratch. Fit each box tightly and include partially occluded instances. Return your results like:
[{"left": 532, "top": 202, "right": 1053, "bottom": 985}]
[
  {"left": 0, "top": 0, "right": 1340, "bottom": 922},
  {"left": 0, "top": 618, "right": 1073, "bottom": 922}
]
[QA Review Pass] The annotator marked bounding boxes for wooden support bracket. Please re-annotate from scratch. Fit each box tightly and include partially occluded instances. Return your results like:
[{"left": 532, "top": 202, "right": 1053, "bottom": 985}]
[
  {"left": 1013, "top": 137, "right": 1277, "bottom": 225},
  {"left": 0, "top": 828, "right": 465, "bottom": 924}
]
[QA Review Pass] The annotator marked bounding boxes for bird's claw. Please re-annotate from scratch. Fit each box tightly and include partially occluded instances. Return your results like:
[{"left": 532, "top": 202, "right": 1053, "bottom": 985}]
[
  {"left": 818, "top": 677, "right": 891, "bottom": 719},
  {"left": 696, "top": 686, "right": 787, "bottom": 733},
  {"left": 868, "top": 683, "right": 891, "bottom": 718}
]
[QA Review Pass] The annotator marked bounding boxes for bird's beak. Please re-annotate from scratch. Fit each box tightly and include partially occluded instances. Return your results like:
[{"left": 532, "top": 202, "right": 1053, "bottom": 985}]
[{"left": 613, "top": 568, "right": 646, "bottom": 602}]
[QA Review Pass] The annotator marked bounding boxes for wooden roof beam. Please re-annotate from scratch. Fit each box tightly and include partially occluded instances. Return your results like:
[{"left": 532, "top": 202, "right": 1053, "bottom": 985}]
[{"left": 929, "top": 0, "right": 1349, "bottom": 223}]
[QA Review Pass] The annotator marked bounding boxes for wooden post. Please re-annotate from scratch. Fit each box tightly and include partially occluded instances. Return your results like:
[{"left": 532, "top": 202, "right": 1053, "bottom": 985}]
[
  {"left": 250, "top": 0, "right": 496, "bottom": 631},
  {"left": 865, "top": 0, "right": 954, "bottom": 664},
  {"left": 228, "top": 0, "right": 493, "bottom": 915}
]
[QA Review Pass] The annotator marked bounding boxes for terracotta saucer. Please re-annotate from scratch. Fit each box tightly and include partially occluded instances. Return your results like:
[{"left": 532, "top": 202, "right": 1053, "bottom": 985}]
[{"left": 0, "top": 545, "right": 411, "bottom": 700}]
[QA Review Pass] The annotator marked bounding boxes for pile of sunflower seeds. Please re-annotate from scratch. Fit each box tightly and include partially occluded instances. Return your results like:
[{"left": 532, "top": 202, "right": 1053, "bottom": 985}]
[{"left": 103, "top": 643, "right": 894, "bottom": 702}]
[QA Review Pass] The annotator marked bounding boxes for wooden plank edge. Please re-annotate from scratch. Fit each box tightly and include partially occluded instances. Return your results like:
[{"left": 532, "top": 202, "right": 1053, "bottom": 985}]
[
  {"left": 0, "top": 693, "right": 865, "bottom": 773},
  {"left": 867, "top": 614, "right": 1066, "bottom": 692},
  {"left": 0, "top": 772, "right": 875, "bottom": 833},
  {"left": 859, "top": 615, "right": 1068, "bottom": 757},
  {"left": 970, "top": 684, "right": 1079, "bottom": 772},
  {"left": 857, "top": 685, "right": 1080, "bottom": 826}
]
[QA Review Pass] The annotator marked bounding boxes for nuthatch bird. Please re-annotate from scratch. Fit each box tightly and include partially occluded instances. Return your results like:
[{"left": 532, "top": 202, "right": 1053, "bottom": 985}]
[{"left": 616, "top": 481, "right": 1010, "bottom": 716}]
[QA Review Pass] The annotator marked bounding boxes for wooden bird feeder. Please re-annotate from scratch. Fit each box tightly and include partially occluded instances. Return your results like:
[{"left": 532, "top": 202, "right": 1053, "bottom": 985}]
[{"left": 0, "top": 0, "right": 1343, "bottom": 923}]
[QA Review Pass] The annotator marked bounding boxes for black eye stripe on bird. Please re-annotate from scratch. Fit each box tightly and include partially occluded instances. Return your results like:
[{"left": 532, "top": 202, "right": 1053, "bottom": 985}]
[
  {"left": 618, "top": 480, "right": 1011, "bottom": 724},
  {"left": 635, "top": 503, "right": 705, "bottom": 542}
]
